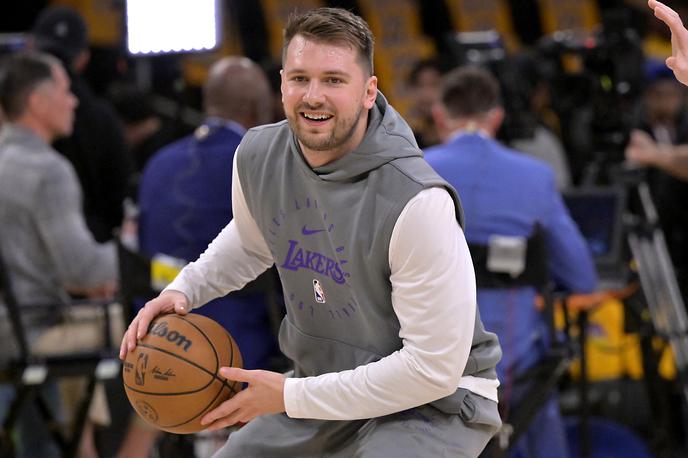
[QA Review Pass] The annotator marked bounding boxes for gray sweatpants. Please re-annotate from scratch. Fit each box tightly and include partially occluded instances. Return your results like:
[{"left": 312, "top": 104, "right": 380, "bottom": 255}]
[{"left": 213, "top": 391, "right": 500, "bottom": 458}]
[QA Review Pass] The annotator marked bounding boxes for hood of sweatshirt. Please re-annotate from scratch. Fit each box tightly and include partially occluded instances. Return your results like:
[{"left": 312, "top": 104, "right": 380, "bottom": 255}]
[{"left": 291, "top": 92, "right": 422, "bottom": 182}]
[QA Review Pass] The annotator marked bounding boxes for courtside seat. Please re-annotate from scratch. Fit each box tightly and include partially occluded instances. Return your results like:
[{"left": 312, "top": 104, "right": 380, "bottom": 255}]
[{"left": 0, "top": 245, "right": 120, "bottom": 458}]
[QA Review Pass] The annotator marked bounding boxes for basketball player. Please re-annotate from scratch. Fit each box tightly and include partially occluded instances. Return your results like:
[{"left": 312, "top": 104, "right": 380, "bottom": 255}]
[
  {"left": 650, "top": 0, "right": 688, "bottom": 85},
  {"left": 121, "top": 8, "right": 502, "bottom": 456}
]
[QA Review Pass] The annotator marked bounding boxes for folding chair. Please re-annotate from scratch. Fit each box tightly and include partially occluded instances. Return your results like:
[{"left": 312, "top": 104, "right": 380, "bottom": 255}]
[
  {"left": 0, "top": 245, "right": 121, "bottom": 458},
  {"left": 116, "top": 238, "right": 159, "bottom": 322}
]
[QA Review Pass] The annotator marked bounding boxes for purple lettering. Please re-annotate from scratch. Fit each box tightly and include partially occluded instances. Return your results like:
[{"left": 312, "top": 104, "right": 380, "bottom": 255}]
[
  {"left": 314, "top": 255, "right": 325, "bottom": 274},
  {"left": 280, "top": 239, "right": 347, "bottom": 284},
  {"left": 281, "top": 240, "right": 301, "bottom": 271},
  {"left": 332, "top": 263, "right": 345, "bottom": 284},
  {"left": 324, "top": 258, "right": 336, "bottom": 279},
  {"left": 305, "top": 251, "right": 320, "bottom": 272}
]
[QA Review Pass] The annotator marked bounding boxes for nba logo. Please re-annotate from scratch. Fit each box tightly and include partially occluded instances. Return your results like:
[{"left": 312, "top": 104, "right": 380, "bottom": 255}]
[
  {"left": 313, "top": 279, "right": 326, "bottom": 303},
  {"left": 135, "top": 352, "right": 148, "bottom": 385}
]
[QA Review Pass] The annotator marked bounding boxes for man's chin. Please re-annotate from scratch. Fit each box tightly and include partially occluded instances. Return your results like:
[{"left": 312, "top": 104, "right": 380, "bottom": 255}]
[
  {"left": 296, "top": 130, "right": 335, "bottom": 151},
  {"left": 299, "top": 138, "right": 336, "bottom": 152},
  {"left": 56, "top": 128, "right": 74, "bottom": 139}
]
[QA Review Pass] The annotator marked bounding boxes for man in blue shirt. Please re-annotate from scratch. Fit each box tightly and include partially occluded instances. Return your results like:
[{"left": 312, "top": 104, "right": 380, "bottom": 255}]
[
  {"left": 425, "top": 66, "right": 597, "bottom": 458},
  {"left": 137, "top": 56, "right": 279, "bottom": 371}
]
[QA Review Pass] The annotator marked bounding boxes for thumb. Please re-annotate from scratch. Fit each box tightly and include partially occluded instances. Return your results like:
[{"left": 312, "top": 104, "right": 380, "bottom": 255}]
[
  {"left": 667, "top": 56, "right": 677, "bottom": 70},
  {"left": 174, "top": 300, "right": 190, "bottom": 315},
  {"left": 220, "top": 367, "right": 253, "bottom": 383}
]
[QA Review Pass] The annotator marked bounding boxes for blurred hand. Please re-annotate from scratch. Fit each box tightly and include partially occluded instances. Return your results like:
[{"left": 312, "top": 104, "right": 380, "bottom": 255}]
[
  {"left": 67, "top": 281, "right": 118, "bottom": 300},
  {"left": 650, "top": 0, "right": 688, "bottom": 85},
  {"left": 200, "top": 368, "right": 286, "bottom": 431},
  {"left": 119, "top": 290, "right": 190, "bottom": 360},
  {"left": 625, "top": 129, "right": 663, "bottom": 166}
]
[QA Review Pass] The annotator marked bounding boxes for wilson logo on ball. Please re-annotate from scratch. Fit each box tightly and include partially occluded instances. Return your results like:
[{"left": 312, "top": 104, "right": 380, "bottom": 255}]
[{"left": 149, "top": 320, "right": 193, "bottom": 351}]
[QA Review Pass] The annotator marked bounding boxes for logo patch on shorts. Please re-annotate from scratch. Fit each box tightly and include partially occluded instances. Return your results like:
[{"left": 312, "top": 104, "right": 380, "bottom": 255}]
[{"left": 313, "top": 279, "right": 326, "bottom": 303}]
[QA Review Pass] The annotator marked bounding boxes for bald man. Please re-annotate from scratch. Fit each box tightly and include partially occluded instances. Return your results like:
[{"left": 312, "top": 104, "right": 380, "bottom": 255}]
[
  {"left": 137, "top": 55, "right": 277, "bottom": 366},
  {"left": 203, "top": 56, "right": 273, "bottom": 127},
  {"left": 116, "top": 56, "right": 279, "bottom": 457}
]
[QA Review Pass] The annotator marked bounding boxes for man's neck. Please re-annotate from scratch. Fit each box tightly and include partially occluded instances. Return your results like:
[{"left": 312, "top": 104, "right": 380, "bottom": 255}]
[
  {"left": 445, "top": 119, "right": 493, "bottom": 142},
  {"left": 14, "top": 117, "right": 53, "bottom": 144}
]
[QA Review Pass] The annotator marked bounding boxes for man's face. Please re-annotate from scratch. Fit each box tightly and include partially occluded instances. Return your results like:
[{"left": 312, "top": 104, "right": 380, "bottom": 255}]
[
  {"left": 34, "top": 64, "right": 78, "bottom": 139},
  {"left": 644, "top": 79, "right": 684, "bottom": 124},
  {"left": 281, "top": 35, "right": 377, "bottom": 164},
  {"left": 411, "top": 67, "right": 441, "bottom": 118}
]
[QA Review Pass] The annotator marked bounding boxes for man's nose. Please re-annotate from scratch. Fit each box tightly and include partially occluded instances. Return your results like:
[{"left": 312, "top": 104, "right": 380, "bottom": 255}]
[{"left": 303, "top": 81, "right": 325, "bottom": 106}]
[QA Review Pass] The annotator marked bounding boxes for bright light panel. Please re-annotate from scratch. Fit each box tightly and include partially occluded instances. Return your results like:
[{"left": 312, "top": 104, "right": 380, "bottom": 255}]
[{"left": 126, "top": 0, "right": 220, "bottom": 55}]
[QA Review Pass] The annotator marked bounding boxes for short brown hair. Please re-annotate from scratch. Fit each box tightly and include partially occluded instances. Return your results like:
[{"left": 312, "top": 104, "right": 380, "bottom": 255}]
[
  {"left": 0, "top": 52, "right": 61, "bottom": 120},
  {"left": 283, "top": 7, "right": 374, "bottom": 76},
  {"left": 440, "top": 66, "right": 501, "bottom": 118}
]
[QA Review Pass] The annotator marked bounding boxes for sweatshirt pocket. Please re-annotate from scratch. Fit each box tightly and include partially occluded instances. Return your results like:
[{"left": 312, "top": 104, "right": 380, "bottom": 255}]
[{"left": 458, "top": 389, "right": 502, "bottom": 430}]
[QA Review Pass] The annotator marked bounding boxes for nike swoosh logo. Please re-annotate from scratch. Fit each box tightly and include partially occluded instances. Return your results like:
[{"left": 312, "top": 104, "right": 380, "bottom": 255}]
[{"left": 301, "top": 225, "right": 325, "bottom": 236}]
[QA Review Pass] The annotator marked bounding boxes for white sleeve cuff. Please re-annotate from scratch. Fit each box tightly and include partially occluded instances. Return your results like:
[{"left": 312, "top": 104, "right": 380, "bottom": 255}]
[{"left": 283, "top": 377, "right": 303, "bottom": 418}]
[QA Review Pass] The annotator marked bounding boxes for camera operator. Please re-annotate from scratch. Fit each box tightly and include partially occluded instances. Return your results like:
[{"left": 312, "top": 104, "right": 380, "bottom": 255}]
[
  {"left": 626, "top": 125, "right": 688, "bottom": 181},
  {"left": 626, "top": 131, "right": 688, "bottom": 181},
  {"left": 625, "top": 65, "right": 688, "bottom": 301},
  {"left": 624, "top": 58, "right": 688, "bottom": 184}
]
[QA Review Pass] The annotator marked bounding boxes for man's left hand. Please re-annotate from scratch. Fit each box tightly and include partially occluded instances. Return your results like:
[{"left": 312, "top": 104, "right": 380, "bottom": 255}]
[
  {"left": 200, "top": 368, "right": 287, "bottom": 431},
  {"left": 625, "top": 129, "right": 663, "bottom": 166}
]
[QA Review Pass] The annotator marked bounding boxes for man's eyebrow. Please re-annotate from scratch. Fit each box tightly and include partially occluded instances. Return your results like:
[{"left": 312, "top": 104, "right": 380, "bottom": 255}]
[{"left": 284, "top": 69, "right": 351, "bottom": 78}]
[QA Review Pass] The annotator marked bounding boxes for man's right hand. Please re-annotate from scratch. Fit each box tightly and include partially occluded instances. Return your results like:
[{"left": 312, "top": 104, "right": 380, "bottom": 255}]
[
  {"left": 119, "top": 290, "right": 190, "bottom": 360},
  {"left": 649, "top": 0, "right": 688, "bottom": 85}
]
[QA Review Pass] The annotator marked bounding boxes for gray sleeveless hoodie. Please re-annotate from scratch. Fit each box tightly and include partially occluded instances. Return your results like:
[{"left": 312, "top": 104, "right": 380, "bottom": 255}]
[{"left": 236, "top": 93, "right": 500, "bottom": 413}]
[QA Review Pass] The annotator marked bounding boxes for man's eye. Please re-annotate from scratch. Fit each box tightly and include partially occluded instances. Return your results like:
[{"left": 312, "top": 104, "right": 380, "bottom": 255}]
[{"left": 327, "top": 78, "right": 342, "bottom": 84}]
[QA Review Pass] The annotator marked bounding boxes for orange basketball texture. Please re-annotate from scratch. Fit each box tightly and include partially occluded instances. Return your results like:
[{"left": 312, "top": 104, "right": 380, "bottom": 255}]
[{"left": 122, "top": 313, "right": 243, "bottom": 433}]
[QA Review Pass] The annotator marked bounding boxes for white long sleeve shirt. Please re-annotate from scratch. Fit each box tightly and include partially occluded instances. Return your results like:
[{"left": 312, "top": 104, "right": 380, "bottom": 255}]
[{"left": 167, "top": 154, "right": 499, "bottom": 420}]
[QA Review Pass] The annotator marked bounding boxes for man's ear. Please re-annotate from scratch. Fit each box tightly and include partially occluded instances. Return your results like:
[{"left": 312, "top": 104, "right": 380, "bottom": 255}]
[
  {"left": 363, "top": 75, "right": 378, "bottom": 109},
  {"left": 486, "top": 106, "right": 505, "bottom": 135},
  {"left": 431, "top": 103, "right": 450, "bottom": 140},
  {"left": 25, "top": 87, "right": 47, "bottom": 119}
]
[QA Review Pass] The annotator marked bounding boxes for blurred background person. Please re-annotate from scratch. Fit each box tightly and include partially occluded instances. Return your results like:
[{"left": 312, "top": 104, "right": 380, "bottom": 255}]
[
  {"left": 31, "top": 5, "right": 131, "bottom": 243},
  {"left": 137, "top": 54, "right": 279, "bottom": 384},
  {"left": 625, "top": 61, "right": 688, "bottom": 300},
  {"left": 109, "top": 83, "right": 182, "bottom": 197},
  {"left": 116, "top": 56, "right": 282, "bottom": 457},
  {"left": 506, "top": 53, "right": 573, "bottom": 190},
  {"left": 406, "top": 58, "right": 445, "bottom": 148},
  {"left": 425, "top": 66, "right": 597, "bottom": 458},
  {"left": 0, "top": 51, "right": 118, "bottom": 458}
]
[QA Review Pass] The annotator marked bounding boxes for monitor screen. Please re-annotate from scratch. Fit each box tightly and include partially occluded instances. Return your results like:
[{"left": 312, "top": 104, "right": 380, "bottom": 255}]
[{"left": 563, "top": 187, "right": 626, "bottom": 269}]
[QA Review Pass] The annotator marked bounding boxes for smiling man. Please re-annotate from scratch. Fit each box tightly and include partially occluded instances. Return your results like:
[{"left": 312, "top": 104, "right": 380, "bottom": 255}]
[{"left": 121, "top": 8, "right": 502, "bottom": 457}]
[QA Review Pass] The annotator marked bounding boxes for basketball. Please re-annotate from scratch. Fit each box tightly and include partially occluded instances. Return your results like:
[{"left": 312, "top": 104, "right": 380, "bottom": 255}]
[{"left": 122, "top": 313, "right": 243, "bottom": 433}]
